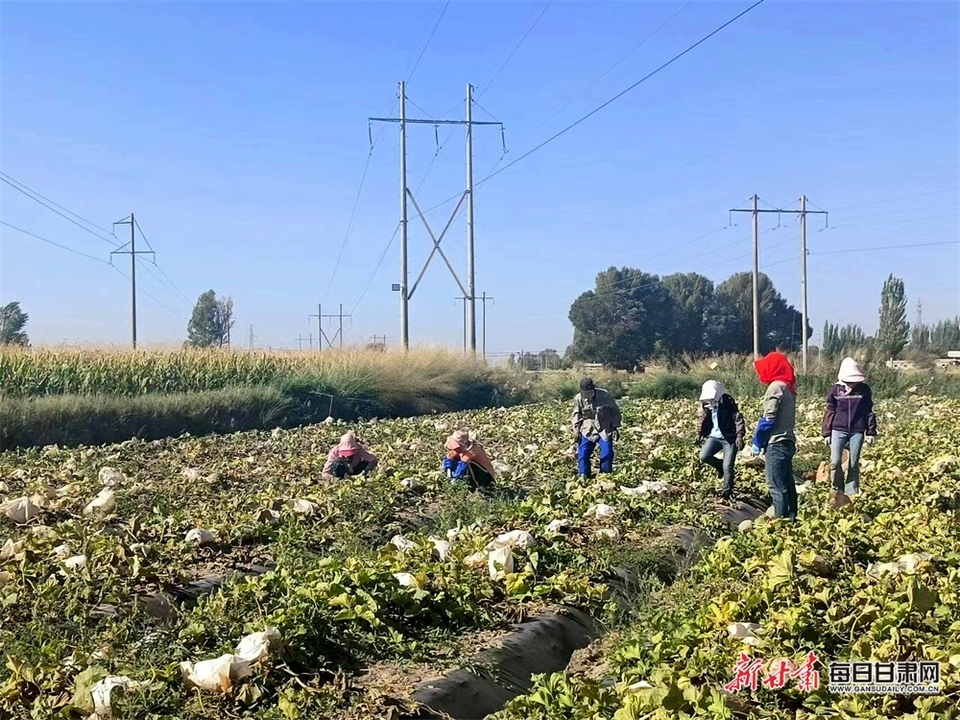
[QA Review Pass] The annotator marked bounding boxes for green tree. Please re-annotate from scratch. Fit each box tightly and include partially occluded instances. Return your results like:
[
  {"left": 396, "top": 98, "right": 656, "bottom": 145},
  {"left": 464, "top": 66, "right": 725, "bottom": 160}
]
[
  {"left": 875, "top": 274, "right": 910, "bottom": 360},
  {"left": 929, "top": 317, "right": 960, "bottom": 356},
  {"left": 823, "top": 321, "right": 867, "bottom": 357},
  {"left": 567, "top": 267, "right": 673, "bottom": 368},
  {"left": 707, "top": 272, "right": 810, "bottom": 354},
  {"left": 0, "top": 302, "right": 30, "bottom": 347},
  {"left": 661, "top": 272, "right": 714, "bottom": 354},
  {"left": 186, "top": 290, "right": 235, "bottom": 348}
]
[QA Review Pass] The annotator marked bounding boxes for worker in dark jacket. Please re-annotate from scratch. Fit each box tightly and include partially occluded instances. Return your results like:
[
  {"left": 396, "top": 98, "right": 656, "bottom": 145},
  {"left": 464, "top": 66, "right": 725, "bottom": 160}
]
[
  {"left": 822, "top": 357, "right": 877, "bottom": 496},
  {"left": 572, "top": 377, "right": 622, "bottom": 478},
  {"left": 696, "top": 380, "right": 746, "bottom": 499}
]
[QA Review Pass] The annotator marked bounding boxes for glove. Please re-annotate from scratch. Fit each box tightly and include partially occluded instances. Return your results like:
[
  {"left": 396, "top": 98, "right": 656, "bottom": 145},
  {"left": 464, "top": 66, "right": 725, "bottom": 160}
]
[
  {"left": 735, "top": 438, "right": 745, "bottom": 452},
  {"left": 750, "top": 444, "right": 762, "bottom": 457},
  {"left": 865, "top": 435, "right": 876, "bottom": 446},
  {"left": 822, "top": 436, "right": 831, "bottom": 447}
]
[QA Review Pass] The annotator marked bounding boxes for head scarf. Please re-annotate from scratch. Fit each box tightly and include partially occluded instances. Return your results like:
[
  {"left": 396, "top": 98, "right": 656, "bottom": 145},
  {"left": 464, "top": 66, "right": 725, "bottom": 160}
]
[
  {"left": 838, "top": 357, "right": 865, "bottom": 385},
  {"left": 754, "top": 351, "right": 797, "bottom": 395},
  {"left": 699, "top": 379, "right": 727, "bottom": 405},
  {"left": 336, "top": 431, "right": 361, "bottom": 457},
  {"left": 445, "top": 430, "right": 496, "bottom": 477}
]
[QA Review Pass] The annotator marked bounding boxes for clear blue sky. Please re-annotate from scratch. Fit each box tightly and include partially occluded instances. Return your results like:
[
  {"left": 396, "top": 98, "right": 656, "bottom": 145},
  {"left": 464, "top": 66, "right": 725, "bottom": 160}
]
[{"left": 1, "top": 0, "right": 957, "bottom": 354}]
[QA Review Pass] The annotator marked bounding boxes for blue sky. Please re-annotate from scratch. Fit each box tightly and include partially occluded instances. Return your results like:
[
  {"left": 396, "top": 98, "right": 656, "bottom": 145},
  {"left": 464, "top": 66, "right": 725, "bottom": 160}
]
[{"left": 1, "top": 0, "right": 957, "bottom": 355}]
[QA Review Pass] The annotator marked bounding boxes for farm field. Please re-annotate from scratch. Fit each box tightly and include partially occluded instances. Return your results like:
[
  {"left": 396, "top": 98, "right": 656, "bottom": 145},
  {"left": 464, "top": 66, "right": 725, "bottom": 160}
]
[{"left": 1, "top": 395, "right": 958, "bottom": 719}]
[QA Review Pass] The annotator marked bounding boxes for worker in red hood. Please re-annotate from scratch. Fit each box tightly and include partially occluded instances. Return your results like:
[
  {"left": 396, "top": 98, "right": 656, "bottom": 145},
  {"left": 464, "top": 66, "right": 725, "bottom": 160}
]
[
  {"left": 322, "top": 431, "right": 378, "bottom": 481},
  {"left": 443, "top": 430, "right": 496, "bottom": 489},
  {"left": 751, "top": 351, "right": 798, "bottom": 521}
]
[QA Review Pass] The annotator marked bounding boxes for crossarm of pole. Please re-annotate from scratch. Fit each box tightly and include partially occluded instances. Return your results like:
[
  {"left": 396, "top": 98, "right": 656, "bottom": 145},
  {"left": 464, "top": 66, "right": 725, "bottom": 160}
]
[
  {"left": 406, "top": 190, "right": 469, "bottom": 300},
  {"left": 729, "top": 206, "right": 829, "bottom": 229},
  {"left": 109, "top": 246, "right": 154, "bottom": 261},
  {"left": 369, "top": 117, "right": 503, "bottom": 127}
]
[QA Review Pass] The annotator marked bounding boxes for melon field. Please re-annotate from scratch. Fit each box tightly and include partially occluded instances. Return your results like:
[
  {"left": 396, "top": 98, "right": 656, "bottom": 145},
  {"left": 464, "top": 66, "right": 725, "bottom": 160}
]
[{"left": 1, "top": 394, "right": 958, "bottom": 719}]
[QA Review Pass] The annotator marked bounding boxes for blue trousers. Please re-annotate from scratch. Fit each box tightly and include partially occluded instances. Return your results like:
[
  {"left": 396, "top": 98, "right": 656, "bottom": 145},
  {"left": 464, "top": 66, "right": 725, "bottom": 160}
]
[
  {"left": 830, "top": 430, "right": 865, "bottom": 495},
  {"left": 578, "top": 434, "right": 613, "bottom": 476},
  {"left": 765, "top": 440, "right": 797, "bottom": 521},
  {"left": 443, "top": 457, "right": 493, "bottom": 488}
]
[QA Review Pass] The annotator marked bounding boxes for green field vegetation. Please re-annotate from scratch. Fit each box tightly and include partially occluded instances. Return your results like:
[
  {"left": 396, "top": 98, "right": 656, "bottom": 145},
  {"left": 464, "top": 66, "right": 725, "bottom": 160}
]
[
  {"left": 1, "top": 395, "right": 957, "bottom": 719},
  {"left": 2, "top": 347, "right": 957, "bottom": 450}
]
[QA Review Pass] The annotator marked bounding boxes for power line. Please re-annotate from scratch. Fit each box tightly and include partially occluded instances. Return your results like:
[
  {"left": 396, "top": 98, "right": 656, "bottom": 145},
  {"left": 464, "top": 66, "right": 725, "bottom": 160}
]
[
  {"left": 110, "top": 264, "right": 186, "bottom": 319},
  {"left": 131, "top": 215, "right": 190, "bottom": 303},
  {"left": 476, "top": 0, "right": 554, "bottom": 100},
  {"left": 529, "top": 0, "right": 693, "bottom": 135},
  {"left": 414, "top": 2, "right": 551, "bottom": 195},
  {"left": 416, "top": 0, "right": 768, "bottom": 220},
  {"left": 0, "top": 171, "right": 118, "bottom": 238},
  {"left": 1, "top": 218, "right": 186, "bottom": 321},
  {"left": 1, "top": 220, "right": 111, "bottom": 265},
  {"left": 0, "top": 173, "right": 120, "bottom": 247},
  {"left": 324, "top": 132, "right": 383, "bottom": 297},
  {"left": 351, "top": 225, "right": 400, "bottom": 314},
  {"left": 814, "top": 240, "right": 959, "bottom": 256},
  {"left": 406, "top": 0, "right": 451, "bottom": 84}
]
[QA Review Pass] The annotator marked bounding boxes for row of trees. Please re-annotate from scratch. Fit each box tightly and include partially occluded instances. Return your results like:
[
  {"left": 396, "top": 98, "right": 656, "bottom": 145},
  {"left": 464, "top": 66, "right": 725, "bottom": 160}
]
[
  {"left": 565, "top": 269, "right": 811, "bottom": 368},
  {"left": 817, "top": 274, "right": 959, "bottom": 362},
  {"left": 0, "top": 291, "right": 235, "bottom": 349}
]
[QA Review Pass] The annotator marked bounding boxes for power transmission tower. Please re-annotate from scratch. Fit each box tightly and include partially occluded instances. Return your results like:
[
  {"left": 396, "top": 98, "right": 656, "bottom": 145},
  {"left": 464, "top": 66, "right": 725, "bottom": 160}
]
[
  {"left": 370, "top": 334, "right": 387, "bottom": 345},
  {"left": 371, "top": 82, "right": 505, "bottom": 352},
  {"left": 310, "top": 303, "right": 352, "bottom": 349},
  {"left": 728, "top": 196, "right": 828, "bottom": 370},
  {"left": 110, "top": 213, "right": 155, "bottom": 349}
]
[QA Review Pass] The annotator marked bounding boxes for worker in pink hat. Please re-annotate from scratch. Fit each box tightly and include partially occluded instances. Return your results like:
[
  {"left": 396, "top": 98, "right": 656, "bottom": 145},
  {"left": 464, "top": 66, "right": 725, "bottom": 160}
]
[
  {"left": 443, "top": 429, "right": 496, "bottom": 489},
  {"left": 322, "top": 431, "right": 378, "bottom": 481}
]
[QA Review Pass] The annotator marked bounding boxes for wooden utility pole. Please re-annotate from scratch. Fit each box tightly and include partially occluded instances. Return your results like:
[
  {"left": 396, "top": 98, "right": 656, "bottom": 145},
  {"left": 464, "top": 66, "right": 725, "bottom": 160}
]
[{"left": 110, "top": 213, "right": 155, "bottom": 349}]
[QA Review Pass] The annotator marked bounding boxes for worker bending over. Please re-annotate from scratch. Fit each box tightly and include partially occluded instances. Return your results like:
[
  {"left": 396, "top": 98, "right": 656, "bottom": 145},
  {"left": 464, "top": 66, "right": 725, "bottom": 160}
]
[{"left": 572, "top": 377, "right": 622, "bottom": 478}]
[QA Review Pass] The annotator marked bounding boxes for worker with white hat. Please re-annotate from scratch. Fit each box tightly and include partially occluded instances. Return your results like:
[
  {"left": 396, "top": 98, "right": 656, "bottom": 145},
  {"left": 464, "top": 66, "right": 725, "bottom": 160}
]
[
  {"left": 696, "top": 379, "right": 746, "bottom": 500},
  {"left": 821, "top": 357, "right": 878, "bottom": 496}
]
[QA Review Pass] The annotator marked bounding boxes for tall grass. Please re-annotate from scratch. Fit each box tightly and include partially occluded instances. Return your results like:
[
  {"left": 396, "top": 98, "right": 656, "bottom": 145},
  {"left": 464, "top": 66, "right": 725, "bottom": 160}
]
[{"left": 0, "top": 347, "right": 528, "bottom": 450}]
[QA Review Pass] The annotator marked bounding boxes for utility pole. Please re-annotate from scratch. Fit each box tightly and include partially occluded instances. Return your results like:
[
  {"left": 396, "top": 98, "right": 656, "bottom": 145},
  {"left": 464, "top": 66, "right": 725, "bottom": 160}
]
[
  {"left": 309, "top": 304, "right": 323, "bottom": 352},
  {"left": 110, "top": 213, "right": 155, "bottom": 349},
  {"left": 728, "top": 196, "right": 827, "bottom": 365},
  {"left": 311, "top": 303, "right": 352, "bottom": 349},
  {"left": 371, "top": 83, "right": 504, "bottom": 351},
  {"left": 399, "top": 81, "right": 409, "bottom": 350},
  {"left": 249, "top": 325, "right": 255, "bottom": 349},
  {"left": 799, "top": 195, "right": 808, "bottom": 372},
  {"left": 465, "top": 83, "right": 476, "bottom": 354}
]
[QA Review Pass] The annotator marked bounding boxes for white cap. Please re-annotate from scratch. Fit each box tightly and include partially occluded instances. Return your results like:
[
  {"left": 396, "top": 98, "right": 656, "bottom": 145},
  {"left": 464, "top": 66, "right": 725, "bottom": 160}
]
[
  {"left": 699, "top": 379, "right": 726, "bottom": 403},
  {"left": 838, "top": 357, "right": 865, "bottom": 384}
]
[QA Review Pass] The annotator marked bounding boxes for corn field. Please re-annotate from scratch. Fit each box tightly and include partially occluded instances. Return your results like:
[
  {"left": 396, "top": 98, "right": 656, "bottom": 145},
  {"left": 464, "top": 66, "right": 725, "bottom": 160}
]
[{"left": 0, "top": 347, "right": 492, "bottom": 398}]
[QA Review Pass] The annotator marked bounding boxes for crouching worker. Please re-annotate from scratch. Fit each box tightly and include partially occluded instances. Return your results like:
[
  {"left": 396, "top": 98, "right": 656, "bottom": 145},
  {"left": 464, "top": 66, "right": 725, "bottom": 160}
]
[
  {"left": 751, "top": 352, "right": 798, "bottom": 521},
  {"left": 572, "top": 377, "right": 622, "bottom": 478},
  {"left": 322, "top": 431, "right": 378, "bottom": 481},
  {"left": 444, "top": 430, "right": 496, "bottom": 489},
  {"left": 696, "top": 380, "right": 746, "bottom": 499}
]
